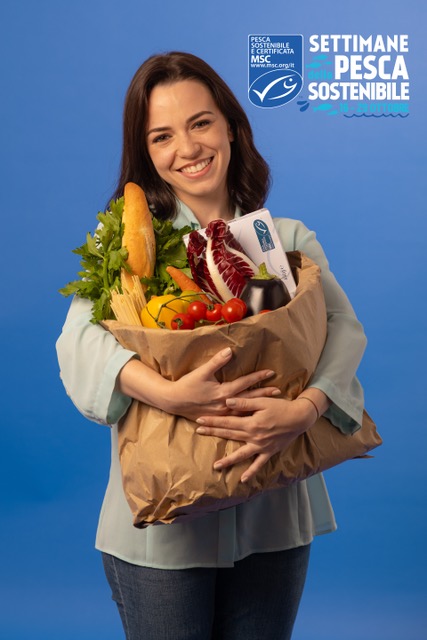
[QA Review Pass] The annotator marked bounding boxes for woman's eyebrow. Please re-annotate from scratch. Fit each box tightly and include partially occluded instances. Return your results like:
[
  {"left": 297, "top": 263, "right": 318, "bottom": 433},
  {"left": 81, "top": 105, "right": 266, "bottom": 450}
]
[
  {"left": 147, "top": 110, "right": 214, "bottom": 137},
  {"left": 187, "top": 110, "right": 214, "bottom": 123}
]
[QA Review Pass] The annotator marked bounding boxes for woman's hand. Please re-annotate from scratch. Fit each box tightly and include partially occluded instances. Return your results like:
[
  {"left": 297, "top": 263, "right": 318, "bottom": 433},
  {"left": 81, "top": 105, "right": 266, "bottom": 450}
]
[
  {"left": 195, "top": 392, "right": 329, "bottom": 482},
  {"left": 164, "top": 347, "right": 280, "bottom": 422}
]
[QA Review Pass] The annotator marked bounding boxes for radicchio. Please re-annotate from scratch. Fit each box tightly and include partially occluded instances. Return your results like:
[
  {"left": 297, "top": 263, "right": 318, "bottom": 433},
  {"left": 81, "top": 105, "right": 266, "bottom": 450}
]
[{"left": 187, "top": 219, "right": 257, "bottom": 301}]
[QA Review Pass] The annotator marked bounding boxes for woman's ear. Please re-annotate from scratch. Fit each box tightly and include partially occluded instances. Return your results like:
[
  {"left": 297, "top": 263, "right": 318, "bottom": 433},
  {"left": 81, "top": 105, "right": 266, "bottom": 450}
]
[{"left": 228, "top": 123, "right": 234, "bottom": 142}]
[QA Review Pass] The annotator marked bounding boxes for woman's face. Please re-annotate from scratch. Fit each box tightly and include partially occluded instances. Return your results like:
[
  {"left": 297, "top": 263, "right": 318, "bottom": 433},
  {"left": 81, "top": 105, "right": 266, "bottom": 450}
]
[{"left": 146, "top": 80, "right": 234, "bottom": 215}]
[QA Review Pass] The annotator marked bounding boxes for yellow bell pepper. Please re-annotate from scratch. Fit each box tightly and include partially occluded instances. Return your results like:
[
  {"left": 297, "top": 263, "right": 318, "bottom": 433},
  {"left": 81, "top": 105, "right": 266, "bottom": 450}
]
[{"left": 140, "top": 294, "right": 187, "bottom": 329}]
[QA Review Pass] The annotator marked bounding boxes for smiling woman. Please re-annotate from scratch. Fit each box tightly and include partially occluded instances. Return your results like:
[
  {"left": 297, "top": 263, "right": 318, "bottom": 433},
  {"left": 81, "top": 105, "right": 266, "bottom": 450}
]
[{"left": 56, "top": 51, "right": 369, "bottom": 640}]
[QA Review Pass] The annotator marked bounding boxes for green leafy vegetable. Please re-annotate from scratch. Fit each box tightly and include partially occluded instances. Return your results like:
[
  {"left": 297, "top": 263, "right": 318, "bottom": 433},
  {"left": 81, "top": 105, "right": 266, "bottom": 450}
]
[
  {"left": 59, "top": 196, "right": 193, "bottom": 323},
  {"left": 141, "top": 218, "right": 192, "bottom": 300},
  {"left": 59, "top": 197, "right": 128, "bottom": 323}
]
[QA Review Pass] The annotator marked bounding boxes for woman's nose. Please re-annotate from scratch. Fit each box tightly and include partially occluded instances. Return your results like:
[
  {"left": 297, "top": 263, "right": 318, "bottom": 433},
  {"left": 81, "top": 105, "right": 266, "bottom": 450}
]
[{"left": 176, "top": 133, "right": 201, "bottom": 158}]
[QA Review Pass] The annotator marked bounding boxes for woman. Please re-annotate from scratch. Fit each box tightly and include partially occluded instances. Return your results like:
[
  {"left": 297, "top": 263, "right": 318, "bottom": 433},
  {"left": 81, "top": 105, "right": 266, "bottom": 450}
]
[{"left": 56, "top": 52, "right": 367, "bottom": 640}]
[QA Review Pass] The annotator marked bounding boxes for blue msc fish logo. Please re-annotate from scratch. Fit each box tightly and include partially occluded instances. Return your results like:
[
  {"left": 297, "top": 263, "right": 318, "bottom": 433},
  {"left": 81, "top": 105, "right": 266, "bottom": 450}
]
[
  {"left": 249, "top": 69, "right": 303, "bottom": 108},
  {"left": 253, "top": 219, "right": 275, "bottom": 252}
]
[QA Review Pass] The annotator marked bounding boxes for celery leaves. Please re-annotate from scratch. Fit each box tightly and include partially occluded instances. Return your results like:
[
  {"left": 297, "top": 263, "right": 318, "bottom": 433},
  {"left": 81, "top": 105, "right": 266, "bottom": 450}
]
[
  {"left": 141, "top": 218, "right": 192, "bottom": 300},
  {"left": 59, "top": 198, "right": 127, "bottom": 323}
]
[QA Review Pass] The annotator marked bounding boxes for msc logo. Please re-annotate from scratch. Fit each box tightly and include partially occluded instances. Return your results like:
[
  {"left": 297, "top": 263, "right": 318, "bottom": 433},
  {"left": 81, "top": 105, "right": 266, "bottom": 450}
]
[
  {"left": 253, "top": 219, "right": 275, "bottom": 252},
  {"left": 249, "top": 69, "right": 303, "bottom": 108}
]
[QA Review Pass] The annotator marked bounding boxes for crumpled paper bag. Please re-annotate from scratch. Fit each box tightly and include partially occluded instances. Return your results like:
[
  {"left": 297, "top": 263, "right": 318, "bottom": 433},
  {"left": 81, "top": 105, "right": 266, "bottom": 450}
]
[{"left": 103, "top": 252, "right": 382, "bottom": 527}]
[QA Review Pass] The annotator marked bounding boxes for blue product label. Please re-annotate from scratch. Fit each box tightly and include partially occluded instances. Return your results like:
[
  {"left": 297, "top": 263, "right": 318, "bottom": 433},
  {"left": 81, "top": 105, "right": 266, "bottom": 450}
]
[
  {"left": 253, "top": 219, "right": 275, "bottom": 252},
  {"left": 248, "top": 35, "right": 304, "bottom": 108}
]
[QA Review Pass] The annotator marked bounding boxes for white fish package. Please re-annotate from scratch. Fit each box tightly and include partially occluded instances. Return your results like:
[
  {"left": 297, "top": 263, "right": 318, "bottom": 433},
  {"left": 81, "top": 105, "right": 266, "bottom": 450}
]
[{"left": 228, "top": 209, "right": 297, "bottom": 298}]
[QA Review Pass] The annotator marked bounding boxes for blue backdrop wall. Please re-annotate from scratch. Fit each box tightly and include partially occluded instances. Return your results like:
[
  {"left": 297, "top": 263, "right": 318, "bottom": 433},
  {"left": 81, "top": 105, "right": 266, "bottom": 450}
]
[{"left": 1, "top": 1, "right": 425, "bottom": 639}]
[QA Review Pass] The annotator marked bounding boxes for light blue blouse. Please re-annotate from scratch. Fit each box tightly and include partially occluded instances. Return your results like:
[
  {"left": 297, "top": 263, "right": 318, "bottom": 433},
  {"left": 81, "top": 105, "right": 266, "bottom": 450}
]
[{"left": 56, "top": 201, "right": 367, "bottom": 568}]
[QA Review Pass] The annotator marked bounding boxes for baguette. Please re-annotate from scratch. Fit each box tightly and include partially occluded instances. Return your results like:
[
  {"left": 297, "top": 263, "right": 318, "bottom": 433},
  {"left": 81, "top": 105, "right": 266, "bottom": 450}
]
[{"left": 121, "top": 182, "right": 155, "bottom": 292}]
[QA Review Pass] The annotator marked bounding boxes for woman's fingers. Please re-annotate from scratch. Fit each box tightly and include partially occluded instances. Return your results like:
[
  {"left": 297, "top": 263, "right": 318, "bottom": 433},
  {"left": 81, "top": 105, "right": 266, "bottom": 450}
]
[
  {"left": 212, "top": 444, "right": 272, "bottom": 483},
  {"left": 196, "top": 423, "right": 248, "bottom": 441},
  {"left": 225, "top": 369, "right": 276, "bottom": 396},
  {"left": 213, "top": 444, "right": 274, "bottom": 479},
  {"left": 226, "top": 396, "right": 269, "bottom": 412},
  {"left": 214, "top": 443, "right": 259, "bottom": 469},
  {"left": 194, "top": 347, "right": 276, "bottom": 389},
  {"left": 240, "top": 453, "right": 272, "bottom": 483},
  {"left": 195, "top": 347, "right": 233, "bottom": 379},
  {"left": 237, "top": 386, "right": 281, "bottom": 399},
  {"left": 195, "top": 409, "right": 249, "bottom": 438},
  {"left": 196, "top": 402, "right": 258, "bottom": 428},
  {"left": 195, "top": 397, "right": 269, "bottom": 434}
]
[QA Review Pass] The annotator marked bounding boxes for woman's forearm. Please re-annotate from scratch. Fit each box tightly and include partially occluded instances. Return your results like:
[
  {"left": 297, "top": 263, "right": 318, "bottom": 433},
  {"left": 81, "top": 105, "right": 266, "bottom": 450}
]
[
  {"left": 56, "top": 296, "right": 138, "bottom": 425},
  {"left": 116, "top": 357, "right": 174, "bottom": 412}
]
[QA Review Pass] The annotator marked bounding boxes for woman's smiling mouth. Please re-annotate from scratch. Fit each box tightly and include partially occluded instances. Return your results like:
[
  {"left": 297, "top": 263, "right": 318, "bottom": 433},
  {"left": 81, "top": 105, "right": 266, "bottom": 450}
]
[{"left": 179, "top": 157, "right": 213, "bottom": 175}]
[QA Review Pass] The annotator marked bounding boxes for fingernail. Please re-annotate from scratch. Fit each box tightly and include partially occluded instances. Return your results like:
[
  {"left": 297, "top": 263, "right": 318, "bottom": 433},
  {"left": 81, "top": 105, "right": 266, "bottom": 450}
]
[
  {"left": 265, "top": 370, "right": 275, "bottom": 378},
  {"left": 214, "top": 462, "right": 223, "bottom": 470},
  {"left": 221, "top": 347, "right": 232, "bottom": 357},
  {"left": 272, "top": 389, "right": 281, "bottom": 396},
  {"left": 196, "top": 418, "right": 205, "bottom": 425},
  {"left": 241, "top": 475, "right": 248, "bottom": 483},
  {"left": 226, "top": 398, "right": 236, "bottom": 407},
  {"left": 196, "top": 427, "right": 206, "bottom": 434}
]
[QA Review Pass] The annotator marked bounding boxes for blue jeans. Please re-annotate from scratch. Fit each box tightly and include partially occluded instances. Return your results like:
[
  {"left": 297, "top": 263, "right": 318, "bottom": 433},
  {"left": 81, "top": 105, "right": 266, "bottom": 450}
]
[{"left": 102, "top": 544, "right": 310, "bottom": 640}]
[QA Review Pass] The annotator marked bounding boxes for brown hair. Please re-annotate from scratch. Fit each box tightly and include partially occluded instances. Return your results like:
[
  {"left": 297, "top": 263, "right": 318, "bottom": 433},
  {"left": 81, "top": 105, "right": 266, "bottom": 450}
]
[{"left": 111, "top": 51, "right": 270, "bottom": 219}]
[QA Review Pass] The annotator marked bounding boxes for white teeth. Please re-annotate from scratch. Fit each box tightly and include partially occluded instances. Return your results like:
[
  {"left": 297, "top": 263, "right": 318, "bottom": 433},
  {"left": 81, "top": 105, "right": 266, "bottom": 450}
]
[{"left": 180, "top": 158, "right": 212, "bottom": 174}]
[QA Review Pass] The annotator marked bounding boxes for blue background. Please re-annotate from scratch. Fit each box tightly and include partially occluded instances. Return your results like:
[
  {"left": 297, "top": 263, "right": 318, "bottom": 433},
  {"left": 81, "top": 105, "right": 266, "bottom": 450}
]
[{"left": 1, "top": 1, "right": 426, "bottom": 638}]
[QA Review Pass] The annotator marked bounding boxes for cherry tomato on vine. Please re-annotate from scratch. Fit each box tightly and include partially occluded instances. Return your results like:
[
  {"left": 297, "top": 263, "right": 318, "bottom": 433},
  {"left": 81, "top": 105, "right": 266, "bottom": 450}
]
[
  {"left": 187, "top": 300, "right": 208, "bottom": 322},
  {"left": 221, "top": 299, "right": 246, "bottom": 323},
  {"left": 171, "top": 313, "right": 196, "bottom": 330},
  {"left": 205, "top": 303, "right": 223, "bottom": 323},
  {"left": 227, "top": 298, "right": 247, "bottom": 316}
]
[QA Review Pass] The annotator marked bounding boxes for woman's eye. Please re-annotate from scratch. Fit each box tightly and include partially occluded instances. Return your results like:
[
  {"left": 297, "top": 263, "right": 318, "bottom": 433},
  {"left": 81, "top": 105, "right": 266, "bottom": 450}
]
[
  {"left": 193, "top": 119, "right": 211, "bottom": 129},
  {"left": 152, "top": 133, "right": 170, "bottom": 144}
]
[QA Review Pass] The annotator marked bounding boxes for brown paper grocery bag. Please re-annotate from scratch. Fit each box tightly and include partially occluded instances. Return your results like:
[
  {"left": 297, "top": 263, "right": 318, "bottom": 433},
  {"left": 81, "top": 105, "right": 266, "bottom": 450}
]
[{"left": 103, "top": 252, "right": 382, "bottom": 527}]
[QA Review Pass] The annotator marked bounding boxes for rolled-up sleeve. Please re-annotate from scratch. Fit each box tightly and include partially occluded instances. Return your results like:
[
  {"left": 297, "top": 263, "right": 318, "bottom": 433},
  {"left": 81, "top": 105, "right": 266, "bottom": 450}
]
[
  {"left": 56, "top": 296, "right": 137, "bottom": 425},
  {"left": 274, "top": 218, "right": 367, "bottom": 435}
]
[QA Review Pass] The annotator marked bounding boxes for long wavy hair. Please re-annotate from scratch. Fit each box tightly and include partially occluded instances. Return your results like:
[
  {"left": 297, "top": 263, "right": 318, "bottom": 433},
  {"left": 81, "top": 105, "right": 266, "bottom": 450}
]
[{"left": 111, "top": 51, "right": 271, "bottom": 219}]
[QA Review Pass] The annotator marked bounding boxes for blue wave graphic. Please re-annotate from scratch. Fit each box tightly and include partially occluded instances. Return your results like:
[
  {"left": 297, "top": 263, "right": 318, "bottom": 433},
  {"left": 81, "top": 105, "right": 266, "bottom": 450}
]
[{"left": 343, "top": 113, "right": 409, "bottom": 118}]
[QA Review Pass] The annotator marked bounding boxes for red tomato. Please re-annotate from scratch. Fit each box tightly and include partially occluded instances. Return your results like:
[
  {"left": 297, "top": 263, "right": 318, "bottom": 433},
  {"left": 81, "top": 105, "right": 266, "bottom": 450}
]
[
  {"left": 205, "top": 303, "right": 223, "bottom": 322},
  {"left": 222, "top": 300, "right": 246, "bottom": 323},
  {"left": 228, "top": 298, "right": 247, "bottom": 316},
  {"left": 259, "top": 309, "right": 272, "bottom": 314},
  {"left": 171, "top": 313, "right": 196, "bottom": 330},
  {"left": 187, "top": 300, "right": 208, "bottom": 321}
]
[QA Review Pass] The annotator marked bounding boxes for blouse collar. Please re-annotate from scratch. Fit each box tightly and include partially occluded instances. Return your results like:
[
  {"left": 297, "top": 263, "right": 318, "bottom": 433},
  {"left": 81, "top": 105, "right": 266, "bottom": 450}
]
[{"left": 173, "top": 199, "right": 242, "bottom": 231}]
